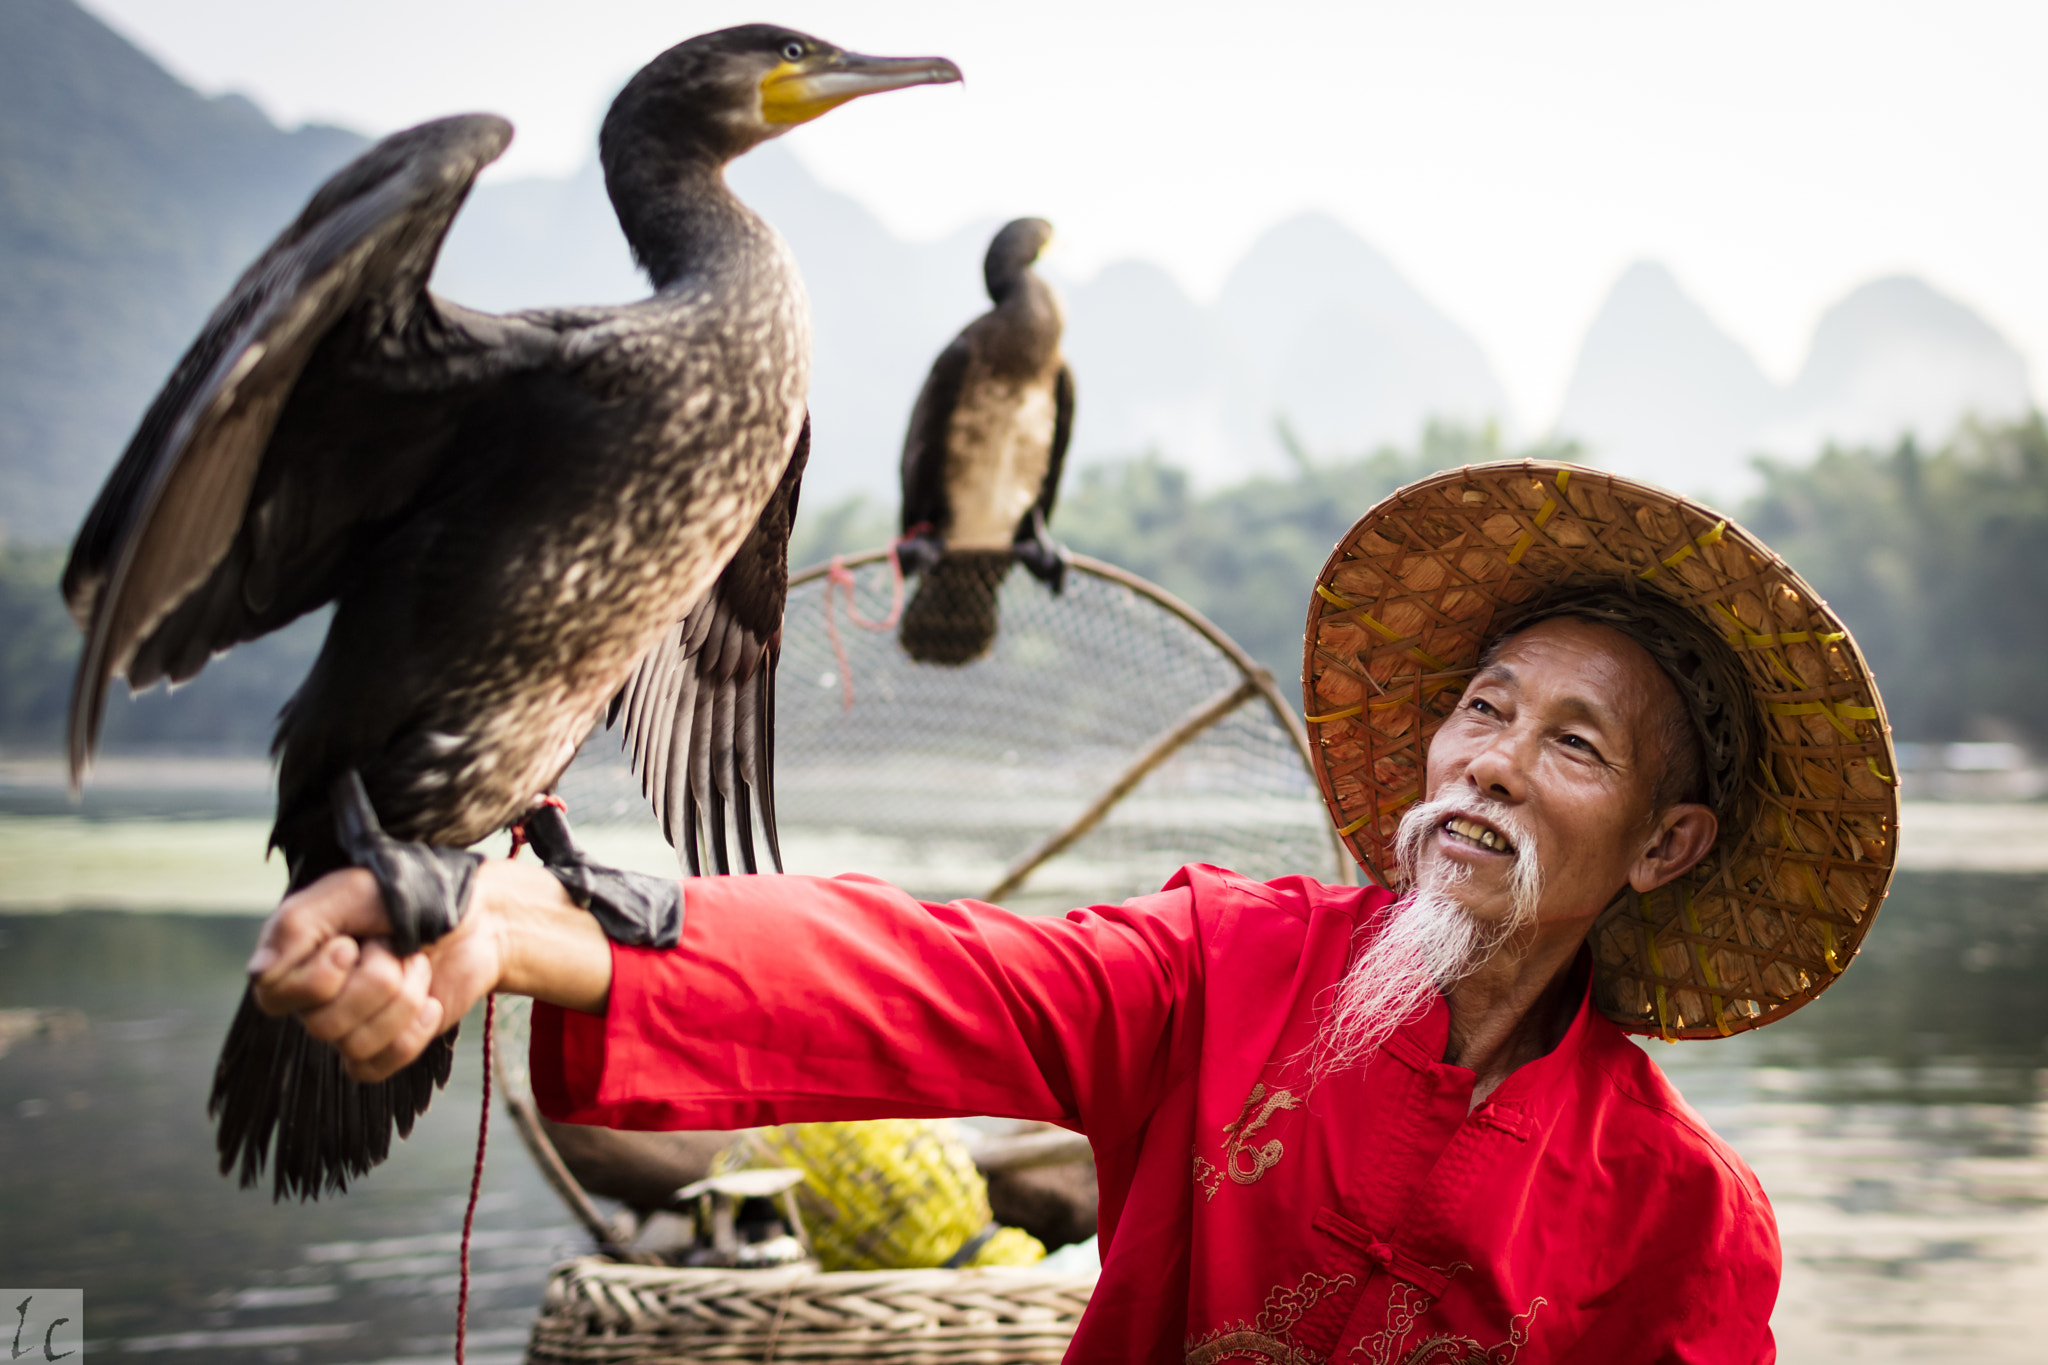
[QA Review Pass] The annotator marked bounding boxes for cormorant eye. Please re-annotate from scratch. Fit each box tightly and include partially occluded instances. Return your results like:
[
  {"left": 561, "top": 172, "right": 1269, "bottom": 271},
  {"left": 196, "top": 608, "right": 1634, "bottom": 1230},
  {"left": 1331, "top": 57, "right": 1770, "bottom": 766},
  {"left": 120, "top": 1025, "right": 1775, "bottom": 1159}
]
[{"left": 780, "top": 41, "right": 804, "bottom": 62}]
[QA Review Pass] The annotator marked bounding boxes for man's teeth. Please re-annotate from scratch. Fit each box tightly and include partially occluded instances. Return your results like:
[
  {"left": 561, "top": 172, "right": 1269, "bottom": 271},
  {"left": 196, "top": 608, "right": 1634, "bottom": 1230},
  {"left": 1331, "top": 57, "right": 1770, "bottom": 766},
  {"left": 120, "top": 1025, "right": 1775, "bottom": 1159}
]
[{"left": 1446, "top": 816, "right": 1512, "bottom": 853}]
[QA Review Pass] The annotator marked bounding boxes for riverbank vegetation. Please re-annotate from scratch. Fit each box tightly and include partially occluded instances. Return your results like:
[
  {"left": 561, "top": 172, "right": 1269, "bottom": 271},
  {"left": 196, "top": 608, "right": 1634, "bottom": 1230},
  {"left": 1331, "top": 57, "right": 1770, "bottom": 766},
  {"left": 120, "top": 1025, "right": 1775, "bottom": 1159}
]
[{"left": 5, "top": 417, "right": 2043, "bottom": 753}]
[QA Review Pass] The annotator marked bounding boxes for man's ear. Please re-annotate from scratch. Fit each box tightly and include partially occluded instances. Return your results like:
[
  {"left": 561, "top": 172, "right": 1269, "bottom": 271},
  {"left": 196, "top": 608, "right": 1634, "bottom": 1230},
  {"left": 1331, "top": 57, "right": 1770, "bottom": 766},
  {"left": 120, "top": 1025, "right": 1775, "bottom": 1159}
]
[{"left": 1628, "top": 804, "right": 1719, "bottom": 894}]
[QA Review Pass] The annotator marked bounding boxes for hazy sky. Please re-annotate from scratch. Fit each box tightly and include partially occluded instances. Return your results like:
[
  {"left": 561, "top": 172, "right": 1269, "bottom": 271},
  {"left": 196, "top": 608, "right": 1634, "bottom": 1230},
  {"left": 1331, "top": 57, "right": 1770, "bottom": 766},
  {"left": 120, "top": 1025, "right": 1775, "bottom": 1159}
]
[{"left": 82, "top": 0, "right": 2048, "bottom": 431}]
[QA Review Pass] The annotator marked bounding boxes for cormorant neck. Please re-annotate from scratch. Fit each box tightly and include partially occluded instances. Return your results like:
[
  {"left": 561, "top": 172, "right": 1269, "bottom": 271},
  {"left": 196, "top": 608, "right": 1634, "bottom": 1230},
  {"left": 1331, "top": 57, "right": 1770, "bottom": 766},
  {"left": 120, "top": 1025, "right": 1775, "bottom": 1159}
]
[
  {"left": 983, "top": 270, "right": 1063, "bottom": 373},
  {"left": 603, "top": 145, "right": 758, "bottom": 291},
  {"left": 997, "top": 270, "right": 1058, "bottom": 326}
]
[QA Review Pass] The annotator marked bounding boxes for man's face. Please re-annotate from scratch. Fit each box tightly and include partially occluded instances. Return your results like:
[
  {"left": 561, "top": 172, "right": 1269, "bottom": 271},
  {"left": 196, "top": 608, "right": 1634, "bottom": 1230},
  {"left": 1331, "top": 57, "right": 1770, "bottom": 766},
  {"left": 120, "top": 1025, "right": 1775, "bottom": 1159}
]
[{"left": 1418, "top": 615, "right": 1707, "bottom": 932}]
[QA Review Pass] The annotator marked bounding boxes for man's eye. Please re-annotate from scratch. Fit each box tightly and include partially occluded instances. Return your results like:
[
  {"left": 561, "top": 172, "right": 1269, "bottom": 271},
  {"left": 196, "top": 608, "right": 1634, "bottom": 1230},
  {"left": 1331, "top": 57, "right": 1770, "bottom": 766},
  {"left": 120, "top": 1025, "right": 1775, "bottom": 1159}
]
[
  {"left": 781, "top": 41, "right": 804, "bottom": 61},
  {"left": 1468, "top": 697, "right": 1499, "bottom": 717},
  {"left": 1560, "top": 733, "right": 1595, "bottom": 753}
]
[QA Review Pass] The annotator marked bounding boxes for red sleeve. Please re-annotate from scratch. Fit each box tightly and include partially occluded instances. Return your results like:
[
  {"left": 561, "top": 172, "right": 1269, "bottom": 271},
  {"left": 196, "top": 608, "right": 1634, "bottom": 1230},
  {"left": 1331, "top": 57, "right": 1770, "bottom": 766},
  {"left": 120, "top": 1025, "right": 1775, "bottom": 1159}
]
[
  {"left": 529, "top": 871, "right": 1207, "bottom": 1146},
  {"left": 1559, "top": 1135, "right": 1781, "bottom": 1363},
  {"left": 1660, "top": 1183, "right": 1780, "bottom": 1364}
]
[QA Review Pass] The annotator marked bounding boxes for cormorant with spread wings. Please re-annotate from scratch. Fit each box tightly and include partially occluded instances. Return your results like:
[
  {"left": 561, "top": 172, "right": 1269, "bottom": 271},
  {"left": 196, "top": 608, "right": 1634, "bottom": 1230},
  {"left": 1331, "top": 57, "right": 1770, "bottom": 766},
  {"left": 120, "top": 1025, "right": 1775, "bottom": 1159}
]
[{"left": 61, "top": 25, "right": 960, "bottom": 1200}]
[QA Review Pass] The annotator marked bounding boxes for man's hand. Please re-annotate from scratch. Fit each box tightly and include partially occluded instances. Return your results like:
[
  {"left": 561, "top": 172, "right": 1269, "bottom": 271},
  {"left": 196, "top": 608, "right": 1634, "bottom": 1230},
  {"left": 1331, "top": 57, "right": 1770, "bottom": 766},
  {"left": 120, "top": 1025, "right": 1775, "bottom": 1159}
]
[{"left": 248, "top": 858, "right": 615, "bottom": 1082}]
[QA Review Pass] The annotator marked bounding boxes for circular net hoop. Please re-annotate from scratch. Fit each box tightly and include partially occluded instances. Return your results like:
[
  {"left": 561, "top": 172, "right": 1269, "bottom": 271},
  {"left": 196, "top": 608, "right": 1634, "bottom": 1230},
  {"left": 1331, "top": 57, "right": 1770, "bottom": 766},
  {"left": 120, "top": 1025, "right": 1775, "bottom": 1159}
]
[
  {"left": 555, "top": 550, "right": 1349, "bottom": 913},
  {"left": 500, "top": 552, "right": 1349, "bottom": 1251},
  {"left": 1304, "top": 461, "right": 1899, "bottom": 1040}
]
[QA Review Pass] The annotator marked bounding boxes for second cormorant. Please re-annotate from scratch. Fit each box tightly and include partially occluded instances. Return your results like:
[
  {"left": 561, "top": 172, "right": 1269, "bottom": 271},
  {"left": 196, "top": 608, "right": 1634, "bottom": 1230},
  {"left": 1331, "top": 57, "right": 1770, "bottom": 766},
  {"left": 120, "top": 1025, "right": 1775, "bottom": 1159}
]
[{"left": 898, "top": 218, "right": 1074, "bottom": 664}]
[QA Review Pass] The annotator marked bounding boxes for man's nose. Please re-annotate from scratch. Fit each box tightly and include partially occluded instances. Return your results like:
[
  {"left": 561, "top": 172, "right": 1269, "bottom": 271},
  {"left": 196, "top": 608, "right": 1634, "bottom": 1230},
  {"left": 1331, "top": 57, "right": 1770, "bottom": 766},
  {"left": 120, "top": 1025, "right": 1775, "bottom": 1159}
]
[{"left": 1462, "top": 723, "right": 1532, "bottom": 803}]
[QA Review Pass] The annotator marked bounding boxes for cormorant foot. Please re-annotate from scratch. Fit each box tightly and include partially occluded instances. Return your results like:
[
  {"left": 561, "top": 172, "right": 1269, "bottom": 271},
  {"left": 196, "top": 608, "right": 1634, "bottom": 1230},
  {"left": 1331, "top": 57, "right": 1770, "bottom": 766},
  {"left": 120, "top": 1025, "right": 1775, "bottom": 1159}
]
[
  {"left": 519, "top": 800, "right": 683, "bottom": 948},
  {"left": 896, "top": 531, "right": 945, "bottom": 578},
  {"left": 332, "top": 771, "right": 482, "bottom": 955},
  {"left": 1013, "top": 533, "right": 1068, "bottom": 595}
]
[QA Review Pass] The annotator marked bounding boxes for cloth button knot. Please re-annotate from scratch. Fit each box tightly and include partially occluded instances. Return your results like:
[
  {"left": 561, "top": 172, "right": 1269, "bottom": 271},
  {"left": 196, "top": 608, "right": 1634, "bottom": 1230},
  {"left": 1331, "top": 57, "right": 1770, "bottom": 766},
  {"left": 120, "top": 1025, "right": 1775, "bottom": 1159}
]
[{"left": 1366, "top": 1242, "right": 1394, "bottom": 1265}]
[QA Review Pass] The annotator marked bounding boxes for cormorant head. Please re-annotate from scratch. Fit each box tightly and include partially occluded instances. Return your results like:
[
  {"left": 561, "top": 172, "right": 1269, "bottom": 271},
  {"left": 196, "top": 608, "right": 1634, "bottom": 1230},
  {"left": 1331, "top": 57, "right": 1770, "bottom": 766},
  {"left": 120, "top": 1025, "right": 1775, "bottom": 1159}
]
[
  {"left": 603, "top": 25, "right": 962, "bottom": 167},
  {"left": 984, "top": 218, "right": 1054, "bottom": 303}
]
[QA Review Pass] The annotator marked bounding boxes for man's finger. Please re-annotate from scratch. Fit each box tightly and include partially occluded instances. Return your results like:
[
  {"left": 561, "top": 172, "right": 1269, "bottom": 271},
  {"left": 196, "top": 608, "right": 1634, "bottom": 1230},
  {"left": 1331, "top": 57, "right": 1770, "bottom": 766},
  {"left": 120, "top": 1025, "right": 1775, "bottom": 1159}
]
[
  {"left": 248, "top": 868, "right": 391, "bottom": 980},
  {"left": 253, "top": 935, "right": 362, "bottom": 1017},
  {"left": 333, "top": 954, "right": 435, "bottom": 1066},
  {"left": 297, "top": 940, "right": 407, "bottom": 1043},
  {"left": 348, "top": 996, "right": 448, "bottom": 1084}
]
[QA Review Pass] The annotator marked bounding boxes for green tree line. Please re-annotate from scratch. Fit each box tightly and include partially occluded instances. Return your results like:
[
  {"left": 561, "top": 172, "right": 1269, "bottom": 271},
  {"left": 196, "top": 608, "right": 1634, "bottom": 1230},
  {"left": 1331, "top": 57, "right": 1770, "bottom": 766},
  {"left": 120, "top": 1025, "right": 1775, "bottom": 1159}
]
[
  {"left": 5, "top": 418, "right": 2045, "bottom": 753},
  {"left": 1742, "top": 417, "right": 2048, "bottom": 743}
]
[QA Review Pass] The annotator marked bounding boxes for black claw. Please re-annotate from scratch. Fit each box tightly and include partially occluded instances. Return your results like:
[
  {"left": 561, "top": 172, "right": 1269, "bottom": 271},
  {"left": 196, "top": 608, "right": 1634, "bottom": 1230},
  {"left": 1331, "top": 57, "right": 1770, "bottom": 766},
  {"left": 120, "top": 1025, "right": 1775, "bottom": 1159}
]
[
  {"left": 520, "top": 799, "right": 683, "bottom": 948},
  {"left": 331, "top": 771, "right": 482, "bottom": 953},
  {"left": 897, "top": 531, "right": 944, "bottom": 578}
]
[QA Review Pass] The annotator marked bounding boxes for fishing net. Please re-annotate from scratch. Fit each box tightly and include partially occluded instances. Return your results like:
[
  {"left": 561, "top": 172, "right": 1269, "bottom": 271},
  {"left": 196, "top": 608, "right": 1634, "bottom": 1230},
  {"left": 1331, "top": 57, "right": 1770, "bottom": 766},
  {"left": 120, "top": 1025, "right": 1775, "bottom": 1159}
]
[
  {"left": 494, "top": 550, "right": 1352, "bottom": 1280},
  {"left": 553, "top": 549, "right": 1350, "bottom": 913}
]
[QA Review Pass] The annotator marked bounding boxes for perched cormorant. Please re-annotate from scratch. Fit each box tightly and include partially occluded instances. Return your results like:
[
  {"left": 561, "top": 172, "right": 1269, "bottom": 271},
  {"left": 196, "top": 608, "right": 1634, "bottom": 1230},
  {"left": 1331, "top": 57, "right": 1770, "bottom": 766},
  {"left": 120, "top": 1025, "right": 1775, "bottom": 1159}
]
[
  {"left": 897, "top": 218, "right": 1073, "bottom": 664},
  {"left": 61, "top": 25, "right": 959, "bottom": 1200}
]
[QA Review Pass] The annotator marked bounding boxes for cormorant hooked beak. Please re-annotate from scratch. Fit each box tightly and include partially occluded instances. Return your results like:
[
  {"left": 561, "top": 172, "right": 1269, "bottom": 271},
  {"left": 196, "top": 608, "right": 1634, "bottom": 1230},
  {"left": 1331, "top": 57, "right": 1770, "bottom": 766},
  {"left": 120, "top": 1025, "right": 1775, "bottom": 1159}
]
[{"left": 760, "top": 51, "right": 963, "bottom": 126}]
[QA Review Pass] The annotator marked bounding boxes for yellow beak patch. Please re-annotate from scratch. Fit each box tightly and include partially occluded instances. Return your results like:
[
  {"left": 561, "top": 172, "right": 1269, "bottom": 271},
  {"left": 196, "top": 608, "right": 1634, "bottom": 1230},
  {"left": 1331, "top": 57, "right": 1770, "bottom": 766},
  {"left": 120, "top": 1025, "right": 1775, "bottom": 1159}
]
[
  {"left": 758, "top": 55, "right": 963, "bottom": 127},
  {"left": 759, "top": 62, "right": 845, "bottom": 127}
]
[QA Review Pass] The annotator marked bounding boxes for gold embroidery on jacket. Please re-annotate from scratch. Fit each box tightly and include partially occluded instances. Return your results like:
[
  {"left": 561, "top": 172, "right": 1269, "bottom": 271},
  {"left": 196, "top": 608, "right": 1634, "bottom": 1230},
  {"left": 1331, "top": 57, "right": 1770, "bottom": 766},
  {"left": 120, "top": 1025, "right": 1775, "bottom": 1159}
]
[
  {"left": 1185, "top": 1270, "right": 1546, "bottom": 1365},
  {"left": 1184, "top": 1271, "right": 1356, "bottom": 1365},
  {"left": 1223, "top": 1082, "right": 1303, "bottom": 1185},
  {"left": 1357, "top": 1264, "right": 1471, "bottom": 1364},
  {"left": 1356, "top": 1290, "right": 1546, "bottom": 1365},
  {"left": 1194, "top": 1149, "right": 1225, "bottom": 1201}
]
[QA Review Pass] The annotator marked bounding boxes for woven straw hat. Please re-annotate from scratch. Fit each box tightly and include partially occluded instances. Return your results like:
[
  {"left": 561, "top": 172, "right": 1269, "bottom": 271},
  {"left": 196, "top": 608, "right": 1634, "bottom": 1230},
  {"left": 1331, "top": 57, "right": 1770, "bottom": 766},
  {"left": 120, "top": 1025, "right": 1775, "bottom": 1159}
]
[{"left": 1303, "top": 461, "right": 1898, "bottom": 1039}]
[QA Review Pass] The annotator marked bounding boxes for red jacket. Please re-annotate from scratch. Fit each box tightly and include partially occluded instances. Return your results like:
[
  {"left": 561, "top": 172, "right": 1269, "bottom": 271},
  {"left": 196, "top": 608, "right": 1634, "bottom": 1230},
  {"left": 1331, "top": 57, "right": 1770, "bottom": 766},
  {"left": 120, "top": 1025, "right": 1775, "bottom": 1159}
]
[{"left": 532, "top": 865, "right": 1779, "bottom": 1363}]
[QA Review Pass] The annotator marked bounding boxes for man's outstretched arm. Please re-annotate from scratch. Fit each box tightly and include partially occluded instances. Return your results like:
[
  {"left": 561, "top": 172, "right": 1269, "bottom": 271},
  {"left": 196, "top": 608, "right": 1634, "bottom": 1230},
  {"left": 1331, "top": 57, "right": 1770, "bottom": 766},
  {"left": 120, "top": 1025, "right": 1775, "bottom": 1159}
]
[
  {"left": 528, "top": 871, "right": 1199, "bottom": 1138},
  {"left": 248, "top": 862, "right": 1202, "bottom": 1142},
  {"left": 248, "top": 859, "right": 610, "bottom": 1081}
]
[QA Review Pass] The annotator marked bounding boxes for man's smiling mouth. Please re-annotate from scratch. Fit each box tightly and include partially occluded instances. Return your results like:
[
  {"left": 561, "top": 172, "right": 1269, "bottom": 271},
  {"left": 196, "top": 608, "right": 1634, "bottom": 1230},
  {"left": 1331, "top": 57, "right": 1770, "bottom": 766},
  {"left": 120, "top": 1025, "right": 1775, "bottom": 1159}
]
[{"left": 1444, "top": 814, "right": 1515, "bottom": 854}]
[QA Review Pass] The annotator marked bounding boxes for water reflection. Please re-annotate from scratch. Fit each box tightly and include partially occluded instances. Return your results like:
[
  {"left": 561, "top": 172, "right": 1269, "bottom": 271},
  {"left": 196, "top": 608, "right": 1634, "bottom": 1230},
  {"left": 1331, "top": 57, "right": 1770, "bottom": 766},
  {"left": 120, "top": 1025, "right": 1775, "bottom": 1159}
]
[
  {"left": 1651, "top": 873, "right": 2048, "bottom": 1362},
  {"left": 1, "top": 873, "right": 2044, "bottom": 1361},
  {"left": 0, "top": 912, "right": 574, "bottom": 1364}
]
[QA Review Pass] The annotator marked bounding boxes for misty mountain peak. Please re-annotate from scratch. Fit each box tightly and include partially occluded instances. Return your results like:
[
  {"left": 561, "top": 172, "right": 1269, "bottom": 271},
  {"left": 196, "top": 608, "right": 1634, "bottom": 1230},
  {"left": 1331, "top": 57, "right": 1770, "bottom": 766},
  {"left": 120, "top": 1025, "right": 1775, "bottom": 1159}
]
[
  {"left": 1217, "top": 212, "right": 1485, "bottom": 367},
  {"left": 1767, "top": 276, "right": 2034, "bottom": 457},
  {"left": 1554, "top": 259, "right": 1778, "bottom": 493},
  {"left": 1209, "top": 211, "right": 1509, "bottom": 462}
]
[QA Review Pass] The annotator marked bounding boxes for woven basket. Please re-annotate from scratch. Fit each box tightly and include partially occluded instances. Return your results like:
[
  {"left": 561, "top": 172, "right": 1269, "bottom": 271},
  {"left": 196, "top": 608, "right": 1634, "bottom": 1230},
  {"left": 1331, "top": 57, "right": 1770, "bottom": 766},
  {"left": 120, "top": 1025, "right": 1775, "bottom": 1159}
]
[
  {"left": 1303, "top": 461, "right": 1899, "bottom": 1039},
  {"left": 526, "top": 1258, "right": 1094, "bottom": 1364}
]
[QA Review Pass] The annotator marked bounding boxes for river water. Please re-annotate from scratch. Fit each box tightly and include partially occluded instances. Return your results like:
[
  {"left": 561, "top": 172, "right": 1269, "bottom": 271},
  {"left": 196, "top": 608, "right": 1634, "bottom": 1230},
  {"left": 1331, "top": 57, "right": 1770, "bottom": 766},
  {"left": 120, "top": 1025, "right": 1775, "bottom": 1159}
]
[{"left": 2, "top": 794, "right": 2045, "bottom": 1361}]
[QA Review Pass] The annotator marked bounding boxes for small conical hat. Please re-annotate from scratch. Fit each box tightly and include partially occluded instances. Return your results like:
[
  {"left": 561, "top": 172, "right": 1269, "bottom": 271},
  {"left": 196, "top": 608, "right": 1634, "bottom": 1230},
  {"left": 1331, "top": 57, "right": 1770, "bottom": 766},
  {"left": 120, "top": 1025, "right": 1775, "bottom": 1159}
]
[{"left": 1303, "top": 461, "right": 1898, "bottom": 1038}]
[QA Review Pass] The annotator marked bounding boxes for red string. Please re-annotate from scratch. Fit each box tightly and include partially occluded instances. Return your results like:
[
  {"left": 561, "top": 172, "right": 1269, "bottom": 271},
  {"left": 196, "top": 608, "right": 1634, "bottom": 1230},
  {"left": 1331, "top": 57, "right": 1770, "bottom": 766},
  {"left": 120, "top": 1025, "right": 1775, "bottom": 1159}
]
[
  {"left": 456, "top": 993, "right": 495, "bottom": 1365},
  {"left": 822, "top": 537, "right": 909, "bottom": 712}
]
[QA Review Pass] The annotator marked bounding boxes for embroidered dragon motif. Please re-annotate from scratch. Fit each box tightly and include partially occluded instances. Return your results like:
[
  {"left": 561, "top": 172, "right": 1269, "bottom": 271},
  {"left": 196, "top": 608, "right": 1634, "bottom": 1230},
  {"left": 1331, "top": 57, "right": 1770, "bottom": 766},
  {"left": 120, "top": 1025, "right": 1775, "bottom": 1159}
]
[
  {"left": 1223, "top": 1082, "right": 1304, "bottom": 1186},
  {"left": 1185, "top": 1272, "right": 1357, "bottom": 1365},
  {"left": 1355, "top": 1289, "right": 1545, "bottom": 1365},
  {"left": 1182, "top": 1264, "right": 1545, "bottom": 1365}
]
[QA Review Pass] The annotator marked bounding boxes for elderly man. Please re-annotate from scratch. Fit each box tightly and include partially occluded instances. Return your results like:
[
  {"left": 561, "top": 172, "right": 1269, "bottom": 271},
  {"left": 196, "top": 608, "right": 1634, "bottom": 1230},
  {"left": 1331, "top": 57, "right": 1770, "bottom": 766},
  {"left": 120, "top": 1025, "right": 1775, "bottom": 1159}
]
[{"left": 248, "top": 465, "right": 1897, "bottom": 1363}]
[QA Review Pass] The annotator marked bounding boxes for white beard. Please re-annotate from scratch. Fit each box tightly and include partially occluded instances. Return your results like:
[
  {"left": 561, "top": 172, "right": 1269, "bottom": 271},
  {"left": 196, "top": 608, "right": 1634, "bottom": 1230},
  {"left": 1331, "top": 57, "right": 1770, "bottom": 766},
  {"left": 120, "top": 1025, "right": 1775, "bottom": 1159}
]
[{"left": 1304, "top": 792, "right": 1545, "bottom": 1084}]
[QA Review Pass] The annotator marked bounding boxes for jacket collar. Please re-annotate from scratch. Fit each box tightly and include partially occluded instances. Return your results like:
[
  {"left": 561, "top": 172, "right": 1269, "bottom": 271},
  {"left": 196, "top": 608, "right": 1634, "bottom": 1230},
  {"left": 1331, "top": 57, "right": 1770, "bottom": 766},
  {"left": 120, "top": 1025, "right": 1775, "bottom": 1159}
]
[{"left": 1377, "top": 945, "right": 1599, "bottom": 1101}]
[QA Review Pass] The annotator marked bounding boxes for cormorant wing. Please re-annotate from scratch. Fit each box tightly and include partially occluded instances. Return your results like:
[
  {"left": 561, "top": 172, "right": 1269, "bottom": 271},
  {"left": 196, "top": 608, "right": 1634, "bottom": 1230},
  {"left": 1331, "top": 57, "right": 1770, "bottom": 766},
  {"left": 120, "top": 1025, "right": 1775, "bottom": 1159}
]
[
  {"left": 898, "top": 337, "right": 970, "bottom": 536},
  {"left": 1038, "top": 361, "right": 1075, "bottom": 525},
  {"left": 610, "top": 416, "right": 810, "bottom": 875},
  {"left": 60, "top": 115, "right": 556, "bottom": 782}
]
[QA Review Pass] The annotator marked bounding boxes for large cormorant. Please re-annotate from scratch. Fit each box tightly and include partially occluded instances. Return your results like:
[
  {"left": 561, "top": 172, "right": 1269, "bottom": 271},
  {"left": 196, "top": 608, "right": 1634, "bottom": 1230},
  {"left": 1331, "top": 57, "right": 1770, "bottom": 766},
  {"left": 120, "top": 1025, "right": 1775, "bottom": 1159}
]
[
  {"left": 61, "top": 25, "right": 960, "bottom": 1200},
  {"left": 897, "top": 218, "right": 1073, "bottom": 665}
]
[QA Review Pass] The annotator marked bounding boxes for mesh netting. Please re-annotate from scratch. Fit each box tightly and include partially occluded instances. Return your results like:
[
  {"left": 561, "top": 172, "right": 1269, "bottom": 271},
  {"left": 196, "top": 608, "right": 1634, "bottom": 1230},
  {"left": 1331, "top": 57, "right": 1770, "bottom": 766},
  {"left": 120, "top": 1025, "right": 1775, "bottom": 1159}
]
[{"left": 555, "top": 551, "right": 1349, "bottom": 915}]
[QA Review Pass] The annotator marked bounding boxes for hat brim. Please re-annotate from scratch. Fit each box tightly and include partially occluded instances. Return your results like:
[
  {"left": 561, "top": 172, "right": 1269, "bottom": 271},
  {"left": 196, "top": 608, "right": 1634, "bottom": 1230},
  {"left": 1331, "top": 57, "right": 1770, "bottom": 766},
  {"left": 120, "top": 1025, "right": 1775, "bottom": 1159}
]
[{"left": 1303, "top": 461, "right": 1899, "bottom": 1039}]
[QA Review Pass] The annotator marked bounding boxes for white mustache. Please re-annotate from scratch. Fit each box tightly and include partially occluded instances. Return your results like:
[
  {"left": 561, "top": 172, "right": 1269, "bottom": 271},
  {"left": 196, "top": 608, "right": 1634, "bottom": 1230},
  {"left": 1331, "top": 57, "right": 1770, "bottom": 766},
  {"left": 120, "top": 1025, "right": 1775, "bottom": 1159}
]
[
  {"left": 1394, "top": 792, "right": 1543, "bottom": 912},
  {"left": 1303, "top": 792, "right": 1544, "bottom": 1086}
]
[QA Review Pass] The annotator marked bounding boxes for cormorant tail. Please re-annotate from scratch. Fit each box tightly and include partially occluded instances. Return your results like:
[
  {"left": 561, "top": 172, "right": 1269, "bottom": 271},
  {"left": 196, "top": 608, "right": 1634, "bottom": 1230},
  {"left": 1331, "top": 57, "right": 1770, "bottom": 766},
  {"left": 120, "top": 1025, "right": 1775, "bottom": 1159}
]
[
  {"left": 899, "top": 550, "right": 1013, "bottom": 666},
  {"left": 209, "top": 990, "right": 458, "bottom": 1201}
]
